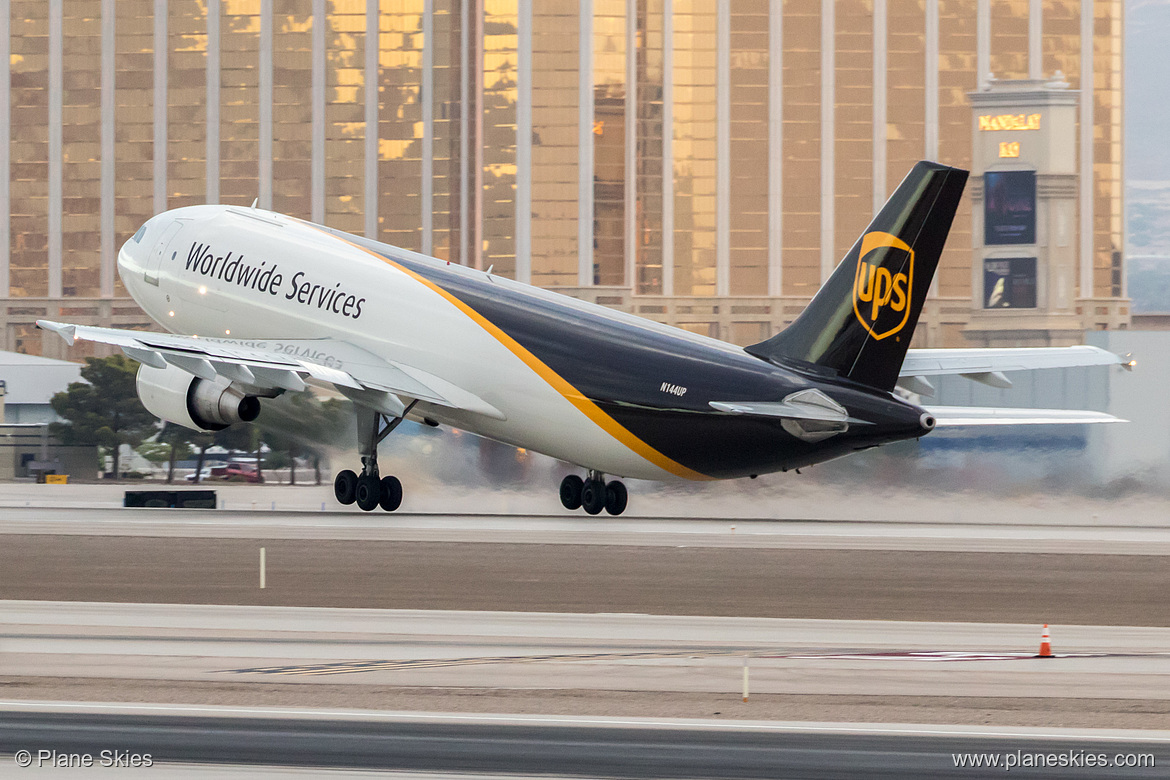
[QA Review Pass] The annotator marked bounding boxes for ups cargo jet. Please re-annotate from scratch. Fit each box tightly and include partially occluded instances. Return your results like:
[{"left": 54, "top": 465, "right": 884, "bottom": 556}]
[{"left": 39, "top": 162, "right": 1128, "bottom": 515}]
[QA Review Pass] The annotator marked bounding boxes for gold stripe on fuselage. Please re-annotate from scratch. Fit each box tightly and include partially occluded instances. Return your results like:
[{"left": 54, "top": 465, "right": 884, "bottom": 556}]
[{"left": 313, "top": 227, "right": 713, "bottom": 481}]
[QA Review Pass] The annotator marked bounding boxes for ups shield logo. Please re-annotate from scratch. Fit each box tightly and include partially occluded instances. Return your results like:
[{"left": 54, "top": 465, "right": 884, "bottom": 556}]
[{"left": 852, "top": 231, "right": 914, "bottom": 340}]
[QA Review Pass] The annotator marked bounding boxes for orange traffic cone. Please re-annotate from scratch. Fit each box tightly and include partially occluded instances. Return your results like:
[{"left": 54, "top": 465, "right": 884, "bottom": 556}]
[{"left": 1036, "top": 624, "right": 1053, "bottom": 658}]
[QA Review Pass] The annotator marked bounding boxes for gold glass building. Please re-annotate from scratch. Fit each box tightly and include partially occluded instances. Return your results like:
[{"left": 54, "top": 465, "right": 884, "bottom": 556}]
[{"left": 1, "top": 0, "right": 1126, "bottom": 358}]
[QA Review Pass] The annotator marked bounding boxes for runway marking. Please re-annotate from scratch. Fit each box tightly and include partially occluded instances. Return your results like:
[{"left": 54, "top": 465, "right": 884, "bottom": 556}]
[
  {"left": 222, "top": 649, "right": 1116, "bottom": 677},
  {"left": 771, "top": 651, "right": 1112, "bottom": 662},
  {"left": 224, "top": 649, "right": 754, "bottom": 676}
]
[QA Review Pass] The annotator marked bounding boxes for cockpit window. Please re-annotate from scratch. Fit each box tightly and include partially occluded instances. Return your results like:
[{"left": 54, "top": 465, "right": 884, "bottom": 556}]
[{"left": 131, "top": 224, "right": 148, "bottom": 244}]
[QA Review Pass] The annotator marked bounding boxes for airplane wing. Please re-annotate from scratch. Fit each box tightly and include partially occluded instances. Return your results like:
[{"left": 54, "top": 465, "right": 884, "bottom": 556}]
[
  {"left": 925, "top": 406, "right": 1126, "bottom": 426},
  {"left": 35, "top": 320, "right": 505, "bottom": 421}
]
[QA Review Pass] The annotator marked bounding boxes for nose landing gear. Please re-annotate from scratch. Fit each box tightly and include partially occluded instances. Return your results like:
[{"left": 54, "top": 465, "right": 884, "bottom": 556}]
[
  {"left": 334, "top": 402, "right": 413, "bottom": 512},
  {"left": 560, "top": 471, "right": 628, "bottom": 516}
]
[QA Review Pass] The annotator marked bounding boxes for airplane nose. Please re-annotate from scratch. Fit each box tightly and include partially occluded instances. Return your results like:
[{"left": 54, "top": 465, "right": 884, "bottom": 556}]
[{"left": 117, "top": 215, "right": 166, "bottom": 289}]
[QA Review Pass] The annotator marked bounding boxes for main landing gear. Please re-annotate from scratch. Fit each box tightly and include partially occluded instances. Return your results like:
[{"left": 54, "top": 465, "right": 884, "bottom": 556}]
[
  {"left": 334, "top": 469, "right": 402, "bottom": 512},
  {"left": 334, "top": 402, "right": 415, "bottom": 512},
  {"left": 560, "top": 470, "right": 628, "bottom": 516}
]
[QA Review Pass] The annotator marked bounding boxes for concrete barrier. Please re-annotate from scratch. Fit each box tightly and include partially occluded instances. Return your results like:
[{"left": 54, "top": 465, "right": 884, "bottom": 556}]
[{"left": 123, "top": 490, "right": 217, "bottom": 509}]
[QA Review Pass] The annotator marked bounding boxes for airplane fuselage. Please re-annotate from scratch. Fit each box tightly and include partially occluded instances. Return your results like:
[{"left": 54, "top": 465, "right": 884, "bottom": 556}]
[{"left": 119, "top": 204, "right": 930, "bottom": 482}]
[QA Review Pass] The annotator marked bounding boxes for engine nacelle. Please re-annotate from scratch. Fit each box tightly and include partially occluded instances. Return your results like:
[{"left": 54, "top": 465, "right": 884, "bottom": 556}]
[{"left": 136, "top": 364, "right": 261, "bottom": 431}]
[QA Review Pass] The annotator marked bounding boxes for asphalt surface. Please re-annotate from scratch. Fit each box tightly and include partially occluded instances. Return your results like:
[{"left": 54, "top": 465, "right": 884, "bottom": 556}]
[
  {"left": 7, "top": 505, "right": 1170, "bottom": 555},
  {"left": 3, "top": 504, "right": 1168, "bottom": 774},
  {"left": 6, "top": 602, "right": 1170, "bottom": 728},
  {"left": 11, "top": 603, "right": 1169, "bottom": 683},
  {"left": 0, "top": 710, "right": 1165, "bottom": 779},
  {"left": 1, "top": 535, "right": 1167, "bottom": 624}
]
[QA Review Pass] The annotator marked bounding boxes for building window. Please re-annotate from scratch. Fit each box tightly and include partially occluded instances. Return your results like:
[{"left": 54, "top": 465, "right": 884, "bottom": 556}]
[
  {"left": 983, "top": 257, "right": 1037, "bottom": 309},
  {"left": 983, "top": 169, "right": 1036, "bottom": 245}
]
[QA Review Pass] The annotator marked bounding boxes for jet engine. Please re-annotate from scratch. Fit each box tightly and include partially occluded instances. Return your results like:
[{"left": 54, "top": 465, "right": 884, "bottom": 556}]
[{"left": 136, "top": 363, "right": 261, "bottom": 431}]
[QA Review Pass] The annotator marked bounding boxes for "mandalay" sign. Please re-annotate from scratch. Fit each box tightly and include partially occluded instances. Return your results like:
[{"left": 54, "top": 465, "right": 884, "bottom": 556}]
[{"left": 978, "top": 113, "right": 1041, "bottom": 131}]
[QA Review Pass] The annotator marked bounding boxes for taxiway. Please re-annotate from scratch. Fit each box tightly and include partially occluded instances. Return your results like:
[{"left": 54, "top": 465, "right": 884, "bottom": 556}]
[{"left": 2, "top": 703, "right": 1166, "bottom": 778}]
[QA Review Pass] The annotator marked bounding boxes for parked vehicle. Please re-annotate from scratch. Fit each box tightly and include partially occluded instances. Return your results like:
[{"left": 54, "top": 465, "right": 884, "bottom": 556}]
[{"left": 210, "top": 463, "right": 264, "bottom": 483}]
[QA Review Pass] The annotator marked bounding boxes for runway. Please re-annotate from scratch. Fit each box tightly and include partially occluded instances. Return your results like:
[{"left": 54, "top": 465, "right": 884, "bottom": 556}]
[
  {"left": 6, "top": 503, "right": 1170, "bottom": 554},
  {"left": 2, "top": 500, "right": 1169, "bottom": 773},
  {"left": 4, "top": 601, "right": 1170, "bottom": 729},
  {"left": 5, "top": 479, "right": 1170, "bottom": 531},
  {"left": 1, "top": 704, "right": 1166, "bottom": 778},
  {"left": 1, "top": 531, "right": 1168, "bottom": 625}
]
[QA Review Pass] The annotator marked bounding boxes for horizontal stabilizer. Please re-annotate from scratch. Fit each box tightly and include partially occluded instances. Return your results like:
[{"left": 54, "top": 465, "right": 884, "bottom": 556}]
[
  {"left": 925, "top": 406, "right": 1126, "bottom": 426},
  {"left": 901, "top": 345, "right": 1127, "bottom": 377}
]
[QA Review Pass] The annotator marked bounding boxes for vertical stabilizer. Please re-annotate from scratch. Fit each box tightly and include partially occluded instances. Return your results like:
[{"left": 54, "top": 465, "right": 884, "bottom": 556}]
[{"left": 746, "top": 161, "right": 968, "bottom": 390}]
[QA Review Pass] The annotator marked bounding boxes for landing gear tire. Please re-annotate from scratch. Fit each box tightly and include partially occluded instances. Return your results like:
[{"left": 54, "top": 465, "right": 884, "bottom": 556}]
[
  {"left": 605, "top": 480, "right": 628, "bottom": 516},
  {"left": 580, "top": 479, "right": 606, "bottom": 515},
  {"left": 337, "top": 402, "right": 418, "bottom": 511},
  {"left": 559, "top": 475, "right": 584, "bottom": 510},
  {"left": 379, "top": 475, "right": 403, "bottom": 512},
  {"left": 355, "top": 473, "right": 381, "bottom": 512},
  {"left": 334, "top": 470, "right": 358, "bottom": 505}
]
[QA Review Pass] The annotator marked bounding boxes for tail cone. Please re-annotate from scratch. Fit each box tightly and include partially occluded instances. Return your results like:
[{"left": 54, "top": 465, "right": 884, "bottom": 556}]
[{"left": 1036, "top": 624, "right": 1053, "bottom": 658}]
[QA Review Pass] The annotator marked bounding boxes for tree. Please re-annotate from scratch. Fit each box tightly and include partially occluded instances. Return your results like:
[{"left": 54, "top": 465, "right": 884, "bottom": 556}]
[
  {"left": 50, "top": 355, "right": 157, "bottom": 479},
  {"left": 251, "top": 424, "right": 264, "bottom": 483},
  {"left": 140, "top": 420, "right": 257, "bottom": 483},
  {"left": 198, "top": 422, "right": 257, "bottom": 483},
  {"left": 136, "top": 423, "right": 196, "bottom": 483},
  {"left": 158, "top": 424, "right": 196, "bottom": 483},
  {"left": 258, "top": 406, "right": 298, "bottom": 484},
  {"left": 155, "top": 412, "right": 259, "bottom": 485},
  {"left": 310, "top": 398, "right": 348, "bottom": 484},
  {"left": 213, "top": 420, "right": 257, "bottom": 463},
  {"left": 135, "top": 438, "right": 172, "bottom": 476},
  {"left": 189, "top": 429, "right": 216, "bottom": 483},
  {"left": 256, "top": 392, "right": 351, "bottom": 485},
  {"left": 258, "top": 396, "right": 309, "bottom": 484}
]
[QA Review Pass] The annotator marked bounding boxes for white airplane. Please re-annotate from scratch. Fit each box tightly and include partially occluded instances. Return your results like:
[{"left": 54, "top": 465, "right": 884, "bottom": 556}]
[{"left": 39, "top": 162, "right": 1129, "bottom": 515}]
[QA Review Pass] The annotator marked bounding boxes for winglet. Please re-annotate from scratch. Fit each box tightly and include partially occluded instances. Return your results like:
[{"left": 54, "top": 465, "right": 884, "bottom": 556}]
[{"left": 36, "top": 319, "right": 76, "bottom": 345}]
